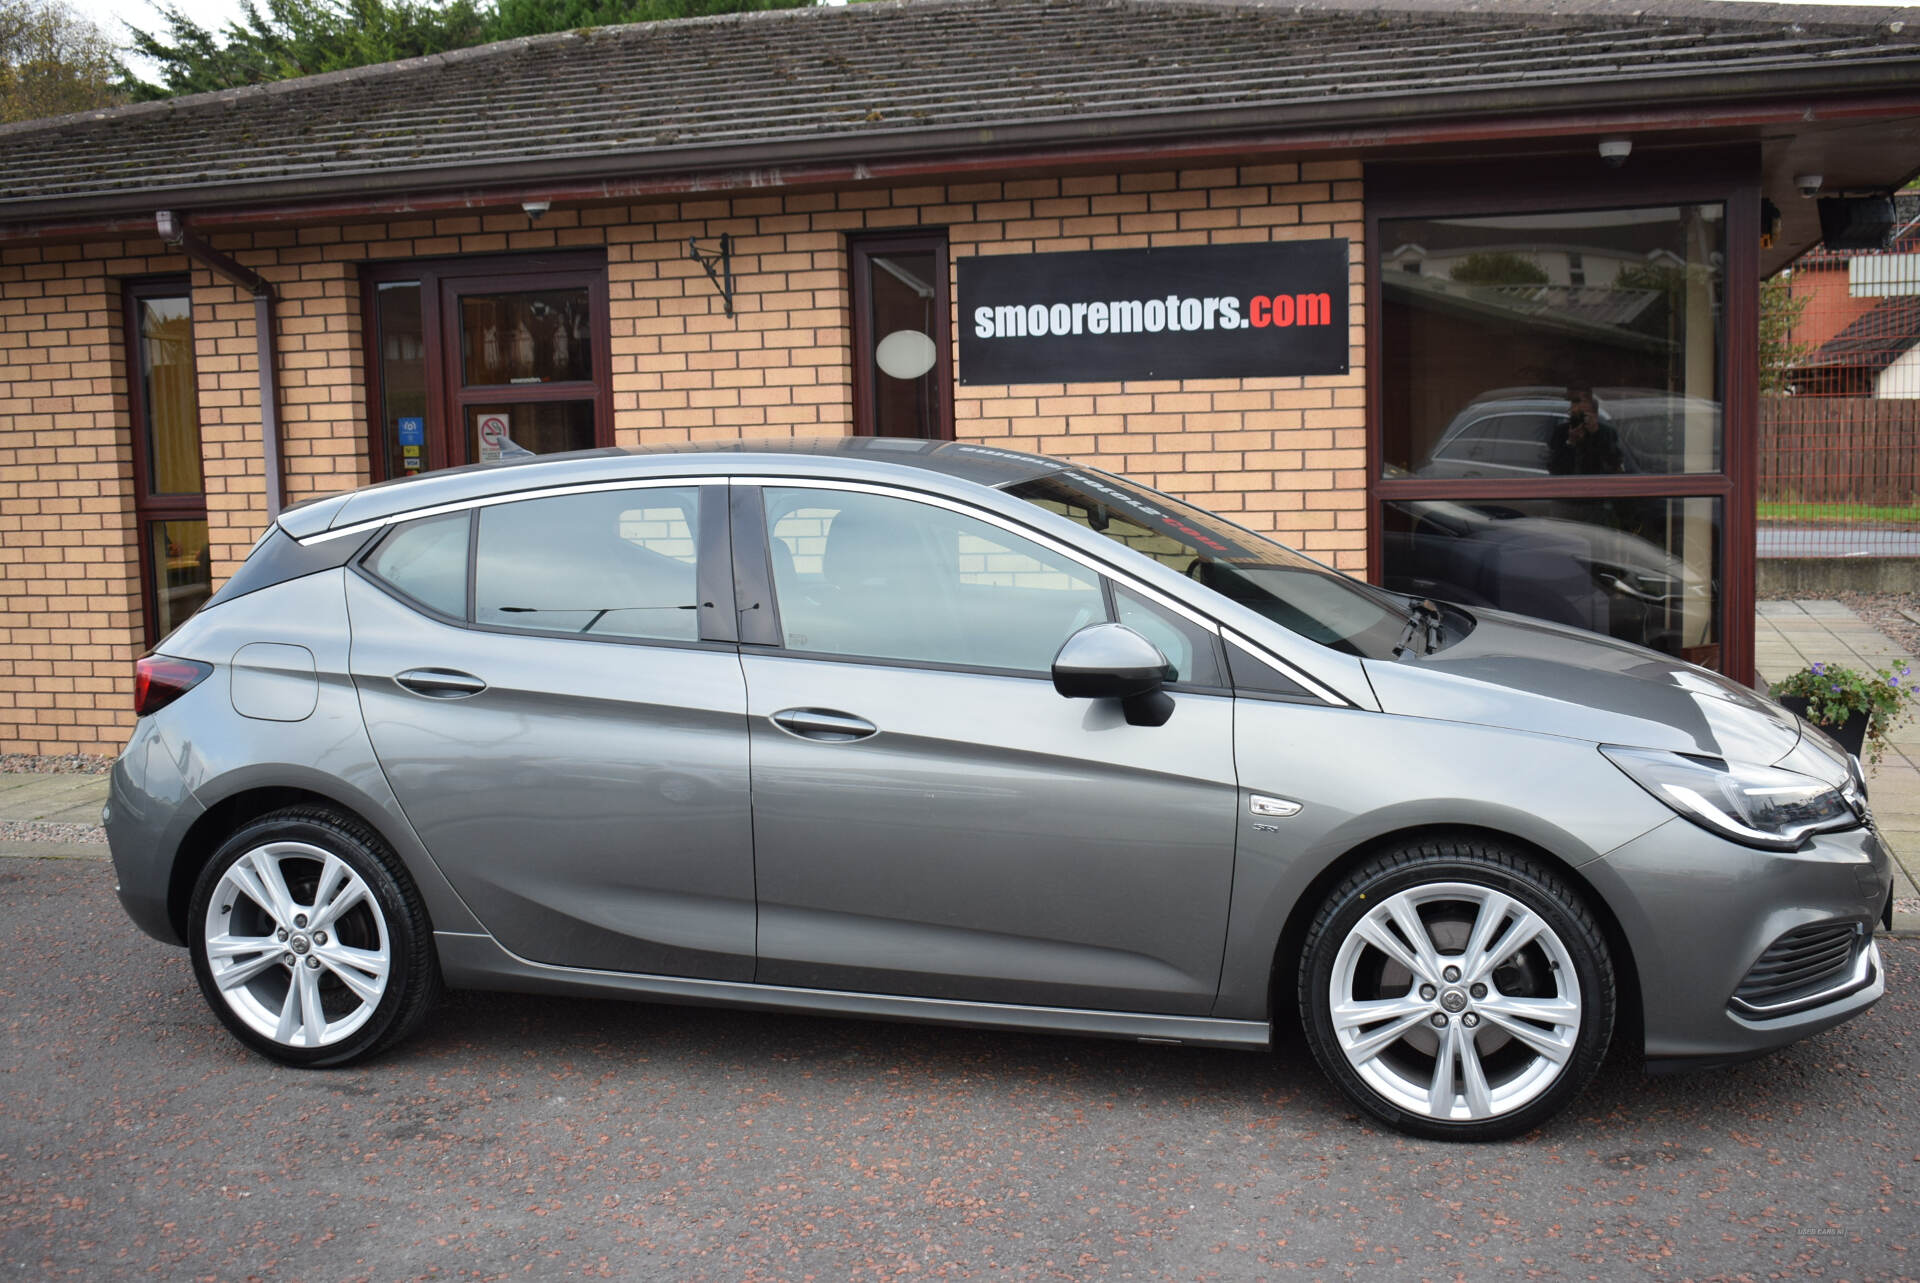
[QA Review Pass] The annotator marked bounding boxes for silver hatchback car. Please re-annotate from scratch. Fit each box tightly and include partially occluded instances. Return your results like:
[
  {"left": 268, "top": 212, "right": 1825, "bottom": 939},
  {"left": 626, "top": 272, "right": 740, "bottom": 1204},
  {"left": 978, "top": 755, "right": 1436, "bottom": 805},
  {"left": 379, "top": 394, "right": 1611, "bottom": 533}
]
[{"left": 107, "top": 439, "right": 1893, "bottom": 1140}]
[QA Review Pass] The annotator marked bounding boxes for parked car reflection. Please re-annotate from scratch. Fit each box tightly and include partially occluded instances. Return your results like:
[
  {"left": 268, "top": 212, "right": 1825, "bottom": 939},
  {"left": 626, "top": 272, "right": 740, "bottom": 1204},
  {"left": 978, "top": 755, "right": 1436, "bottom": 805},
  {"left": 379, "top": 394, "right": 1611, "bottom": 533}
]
[
  {"left": 1412, "top": 387, "right": 1722, "bottom": 479},
  {"left": 1380, "top": 490, "right": 1716, "bottom": 658}
]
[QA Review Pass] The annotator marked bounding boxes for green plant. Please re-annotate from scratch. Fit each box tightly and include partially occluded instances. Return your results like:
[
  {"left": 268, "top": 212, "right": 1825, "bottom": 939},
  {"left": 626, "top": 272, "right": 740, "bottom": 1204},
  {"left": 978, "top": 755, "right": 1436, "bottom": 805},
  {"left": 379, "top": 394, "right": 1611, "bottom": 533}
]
[{"left": 1771, "top": 660, "right": 1918, "bottom": 763}]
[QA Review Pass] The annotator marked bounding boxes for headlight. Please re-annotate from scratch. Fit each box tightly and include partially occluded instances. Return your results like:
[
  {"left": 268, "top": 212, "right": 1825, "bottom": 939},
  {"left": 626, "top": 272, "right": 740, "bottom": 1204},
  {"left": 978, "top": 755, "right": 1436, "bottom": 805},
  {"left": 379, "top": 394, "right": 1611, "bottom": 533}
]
[{"left": 1600, "top": 746, "right": 1859, "bottom": 850}]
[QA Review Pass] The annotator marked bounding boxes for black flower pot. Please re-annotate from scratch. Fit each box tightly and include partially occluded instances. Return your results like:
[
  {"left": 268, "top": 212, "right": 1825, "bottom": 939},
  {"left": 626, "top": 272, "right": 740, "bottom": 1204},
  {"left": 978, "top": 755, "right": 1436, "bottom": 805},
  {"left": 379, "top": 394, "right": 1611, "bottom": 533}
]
[{"left": 1776, "top": 695, "right": 1870, "bottom": 757}]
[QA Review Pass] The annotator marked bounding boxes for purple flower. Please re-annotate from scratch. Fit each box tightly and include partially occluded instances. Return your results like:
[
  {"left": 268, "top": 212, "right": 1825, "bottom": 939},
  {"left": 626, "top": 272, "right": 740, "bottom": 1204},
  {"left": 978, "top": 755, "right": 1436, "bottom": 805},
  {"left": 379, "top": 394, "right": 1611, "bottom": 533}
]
[
  {"left": 1812, "top": 662, "right": 1825, "bottom": 675},
  {"left": 1831, "top": 684, "right": 1843, "bottom": 693},
  {"left": 1892, "top": 676, "right": 1902, "bottom": 688}
]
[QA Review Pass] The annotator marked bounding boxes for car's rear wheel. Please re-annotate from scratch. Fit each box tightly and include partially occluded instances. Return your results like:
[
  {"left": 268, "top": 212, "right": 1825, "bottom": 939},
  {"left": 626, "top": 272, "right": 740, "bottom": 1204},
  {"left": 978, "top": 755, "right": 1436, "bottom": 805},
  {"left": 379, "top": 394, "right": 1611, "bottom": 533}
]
[
  {"left": 188, "top": 807, "right": 439, "bottom": 1067},
  {"left": 1298, "top": 839, "right": 1614, "bottom": 1141}
]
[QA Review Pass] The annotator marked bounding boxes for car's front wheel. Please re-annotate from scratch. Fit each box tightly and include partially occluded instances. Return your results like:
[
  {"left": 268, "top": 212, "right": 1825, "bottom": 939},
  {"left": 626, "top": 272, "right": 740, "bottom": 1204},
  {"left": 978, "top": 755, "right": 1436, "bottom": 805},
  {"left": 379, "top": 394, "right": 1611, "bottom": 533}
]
[
  {"left": 1298, "top": 839, "right": 1614, "bottom": 1141},
  {"left": 188, "top": 806, "right": 439, "bottom": 1067}
]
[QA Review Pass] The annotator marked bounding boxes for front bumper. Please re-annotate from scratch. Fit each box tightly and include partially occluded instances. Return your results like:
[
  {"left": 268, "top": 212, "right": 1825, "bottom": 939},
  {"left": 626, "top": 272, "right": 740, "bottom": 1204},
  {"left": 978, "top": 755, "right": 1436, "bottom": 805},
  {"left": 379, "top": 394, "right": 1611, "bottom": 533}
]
[{"left": 1584, "top": 816, "right": 1892, "bottom": 1064}]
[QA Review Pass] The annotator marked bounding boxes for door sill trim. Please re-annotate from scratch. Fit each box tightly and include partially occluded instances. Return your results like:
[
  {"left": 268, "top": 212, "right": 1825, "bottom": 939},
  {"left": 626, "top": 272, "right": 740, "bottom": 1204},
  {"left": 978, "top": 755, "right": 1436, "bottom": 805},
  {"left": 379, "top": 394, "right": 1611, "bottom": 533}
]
[{"left": 434, "top": 932, "right": 1270, "bottom": 1050}]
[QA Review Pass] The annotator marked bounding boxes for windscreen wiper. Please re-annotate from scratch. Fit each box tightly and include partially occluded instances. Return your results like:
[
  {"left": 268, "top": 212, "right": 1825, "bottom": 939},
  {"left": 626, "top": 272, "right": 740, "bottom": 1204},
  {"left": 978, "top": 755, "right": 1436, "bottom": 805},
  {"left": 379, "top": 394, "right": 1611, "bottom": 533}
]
[{"left": 1394, "top": 598, "right": 1444, "bottom": 658}]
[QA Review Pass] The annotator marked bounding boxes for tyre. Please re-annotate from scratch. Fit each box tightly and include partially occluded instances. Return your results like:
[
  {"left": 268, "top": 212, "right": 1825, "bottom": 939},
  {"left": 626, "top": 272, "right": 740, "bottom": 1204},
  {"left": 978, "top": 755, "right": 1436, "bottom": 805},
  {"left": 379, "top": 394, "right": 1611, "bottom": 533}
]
[
  {"left": 188, "top": 806, "right": 440, "bottom": 1067},
  {"left": 1297, "top": 838, "right": 1614, "bottom": 1141}
]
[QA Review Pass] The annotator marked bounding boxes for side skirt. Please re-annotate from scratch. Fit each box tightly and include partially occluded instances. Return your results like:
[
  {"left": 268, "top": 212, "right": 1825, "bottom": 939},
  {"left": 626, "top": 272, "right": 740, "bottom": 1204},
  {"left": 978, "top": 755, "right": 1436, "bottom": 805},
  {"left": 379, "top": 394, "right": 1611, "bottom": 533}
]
[{"left": 435, "top": 932, "right": 1271, "bottom": 1051}]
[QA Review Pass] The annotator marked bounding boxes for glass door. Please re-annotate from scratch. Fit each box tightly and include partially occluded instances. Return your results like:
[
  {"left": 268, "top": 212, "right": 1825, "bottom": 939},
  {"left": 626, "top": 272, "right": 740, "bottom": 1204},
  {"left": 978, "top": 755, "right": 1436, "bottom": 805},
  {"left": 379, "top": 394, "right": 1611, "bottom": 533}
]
[{"left": 364, "top": 255, "right": 612, "bottom": 479}]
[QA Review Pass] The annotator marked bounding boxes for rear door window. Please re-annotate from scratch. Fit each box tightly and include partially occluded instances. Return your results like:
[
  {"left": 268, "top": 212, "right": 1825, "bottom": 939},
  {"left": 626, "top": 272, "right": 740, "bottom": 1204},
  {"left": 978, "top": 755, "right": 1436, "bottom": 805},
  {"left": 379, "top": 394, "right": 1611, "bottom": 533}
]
[{"left": 475, "top": 487, "right": 702, "bottom": 641}]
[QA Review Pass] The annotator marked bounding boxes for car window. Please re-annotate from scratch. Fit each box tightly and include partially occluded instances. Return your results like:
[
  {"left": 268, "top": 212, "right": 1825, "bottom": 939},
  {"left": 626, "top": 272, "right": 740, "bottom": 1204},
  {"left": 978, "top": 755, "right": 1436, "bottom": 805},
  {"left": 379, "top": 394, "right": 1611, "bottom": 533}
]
[
  {"left": 364, "top": 512, "right": 469, "bottom": 619},
  {"left": 475, "top": 487, "right": 701, "bottom": 641},
  {"left": 1114, "top": 585, "right": 1220, "bottom": 686},
  {"left": 1009, "top": 470, "right": 1420, "bottom": 660},
  {"left": 763, "top": 487, "right": 1105, "bottom": 672}
]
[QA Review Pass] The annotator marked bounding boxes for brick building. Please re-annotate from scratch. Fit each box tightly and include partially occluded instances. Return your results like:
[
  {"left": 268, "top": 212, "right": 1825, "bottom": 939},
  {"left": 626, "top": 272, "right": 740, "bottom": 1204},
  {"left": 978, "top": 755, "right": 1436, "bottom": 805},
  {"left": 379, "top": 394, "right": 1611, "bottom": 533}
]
[{"left": 3, "top": 0, "right": 1920, "bottom": 755}]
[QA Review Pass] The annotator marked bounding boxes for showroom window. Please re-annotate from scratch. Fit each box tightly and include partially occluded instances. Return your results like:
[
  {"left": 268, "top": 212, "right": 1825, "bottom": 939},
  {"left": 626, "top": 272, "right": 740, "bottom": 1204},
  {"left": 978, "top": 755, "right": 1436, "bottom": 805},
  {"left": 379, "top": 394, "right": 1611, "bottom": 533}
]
[
  {"left": 124, "top": 278, "right": 210, "bottom": 644},
  {"left": 850, "top": 233, "right": 953, "bottom": 439},
  {"left": 362, "top": 253, "right": 613, "bottom": 479},
  {"left": 1370, "top": 167, "right": 1755, "bottom": 676}
]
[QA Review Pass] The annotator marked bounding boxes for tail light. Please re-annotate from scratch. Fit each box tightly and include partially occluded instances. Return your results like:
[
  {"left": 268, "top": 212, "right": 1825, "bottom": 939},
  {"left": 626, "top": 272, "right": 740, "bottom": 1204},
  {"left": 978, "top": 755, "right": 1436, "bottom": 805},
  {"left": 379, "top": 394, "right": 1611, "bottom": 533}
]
[{"left": 134, "top": 655, "right": 212, "bottom": 716}]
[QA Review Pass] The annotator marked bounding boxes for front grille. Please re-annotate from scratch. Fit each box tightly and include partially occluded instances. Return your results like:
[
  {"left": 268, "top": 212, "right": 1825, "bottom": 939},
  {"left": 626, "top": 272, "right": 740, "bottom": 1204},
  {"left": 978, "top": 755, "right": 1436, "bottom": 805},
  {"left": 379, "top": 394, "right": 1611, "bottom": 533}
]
[{"left": 1732, "top": 922, "right": 1865, "bottom": 1013}]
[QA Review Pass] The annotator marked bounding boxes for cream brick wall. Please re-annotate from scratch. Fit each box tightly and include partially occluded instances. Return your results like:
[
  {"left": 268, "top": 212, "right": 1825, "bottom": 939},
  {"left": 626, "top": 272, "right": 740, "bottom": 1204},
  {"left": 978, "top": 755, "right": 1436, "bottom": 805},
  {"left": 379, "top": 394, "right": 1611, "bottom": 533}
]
[
  {"left": 0, "top": 162, "right": 1367, "bottom": 753},
  {"left": 0, "top": 238, "right": 184, "bottom": 755}
]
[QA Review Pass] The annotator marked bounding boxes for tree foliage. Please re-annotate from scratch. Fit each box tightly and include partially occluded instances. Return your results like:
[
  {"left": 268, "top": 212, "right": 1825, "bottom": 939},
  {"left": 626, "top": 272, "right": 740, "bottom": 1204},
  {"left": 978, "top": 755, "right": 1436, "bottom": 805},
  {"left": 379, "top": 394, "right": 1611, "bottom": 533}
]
[
  {"left": 1, "top": 0, "right": 120, "bottom": 123},
  {"left": 122, "top": 0, "right": 811, "bottom": 100},
  {"left": 1447, "top": 250, "right": 1550, "bottom": 288},
  {"left": 1758, "top": 274, "right": 1813, "bottom": 396}
]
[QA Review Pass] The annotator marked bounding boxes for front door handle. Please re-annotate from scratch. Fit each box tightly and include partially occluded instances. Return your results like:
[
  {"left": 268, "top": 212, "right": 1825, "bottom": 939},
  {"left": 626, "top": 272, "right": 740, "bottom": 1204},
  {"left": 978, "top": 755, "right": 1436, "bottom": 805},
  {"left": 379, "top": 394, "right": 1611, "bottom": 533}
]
[
  {"left": 395, "top": 667, "right": 488, "bottom": 699},
  {"left": 770, "top": 707, "right": 878, "bottom": 742}
]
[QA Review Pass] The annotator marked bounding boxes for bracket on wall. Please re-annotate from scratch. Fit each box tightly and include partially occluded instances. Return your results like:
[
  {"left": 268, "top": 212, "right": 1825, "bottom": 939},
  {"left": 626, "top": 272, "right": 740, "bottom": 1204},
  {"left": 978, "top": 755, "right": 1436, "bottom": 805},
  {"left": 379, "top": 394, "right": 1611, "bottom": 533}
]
[{"left": 685, "top": 233, "right": 734, "bottom": 317}]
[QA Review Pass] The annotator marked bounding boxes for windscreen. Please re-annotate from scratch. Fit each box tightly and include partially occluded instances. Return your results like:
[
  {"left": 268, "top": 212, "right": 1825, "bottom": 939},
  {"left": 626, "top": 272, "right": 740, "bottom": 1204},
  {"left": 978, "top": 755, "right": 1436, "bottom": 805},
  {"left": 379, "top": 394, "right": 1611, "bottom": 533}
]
[{"left": 1007, "top": 470, "right": 1423, "bottom": 659}]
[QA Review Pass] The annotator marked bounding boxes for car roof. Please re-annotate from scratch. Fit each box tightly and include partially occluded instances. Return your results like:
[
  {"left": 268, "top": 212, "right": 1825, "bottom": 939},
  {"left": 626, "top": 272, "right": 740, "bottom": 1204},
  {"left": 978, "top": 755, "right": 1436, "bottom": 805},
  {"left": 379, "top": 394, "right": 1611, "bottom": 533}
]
[{"left": 278, "top": 437, "right": 1067, "bottom": 539}]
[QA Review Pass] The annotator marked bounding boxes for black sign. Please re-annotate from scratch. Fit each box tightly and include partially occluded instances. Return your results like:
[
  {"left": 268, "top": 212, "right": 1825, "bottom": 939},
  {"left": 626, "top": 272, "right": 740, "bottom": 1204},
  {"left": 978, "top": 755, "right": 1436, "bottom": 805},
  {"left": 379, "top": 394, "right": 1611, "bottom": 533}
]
[{"left": 958, "top": 240, "right": 1349, "bottom": 385}]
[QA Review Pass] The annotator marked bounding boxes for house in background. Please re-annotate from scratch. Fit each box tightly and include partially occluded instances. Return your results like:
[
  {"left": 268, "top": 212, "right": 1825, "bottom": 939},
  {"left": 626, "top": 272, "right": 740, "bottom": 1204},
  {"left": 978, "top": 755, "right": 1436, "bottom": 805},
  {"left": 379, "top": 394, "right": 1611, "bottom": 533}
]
[
  {"left": 3, "top": 0, "right": 1920, "bottom": 754},
  {"left": 1786, "top": 194, "right": 1920, "bottom": 398}
]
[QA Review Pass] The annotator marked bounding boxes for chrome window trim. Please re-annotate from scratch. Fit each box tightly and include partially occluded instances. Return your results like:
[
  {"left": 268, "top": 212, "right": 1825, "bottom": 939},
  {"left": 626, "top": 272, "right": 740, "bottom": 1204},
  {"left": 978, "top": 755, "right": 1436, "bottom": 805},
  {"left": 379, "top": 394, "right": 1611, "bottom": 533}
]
[{"left": 295, "top": 471, "right": 1352, "bottom": 707}]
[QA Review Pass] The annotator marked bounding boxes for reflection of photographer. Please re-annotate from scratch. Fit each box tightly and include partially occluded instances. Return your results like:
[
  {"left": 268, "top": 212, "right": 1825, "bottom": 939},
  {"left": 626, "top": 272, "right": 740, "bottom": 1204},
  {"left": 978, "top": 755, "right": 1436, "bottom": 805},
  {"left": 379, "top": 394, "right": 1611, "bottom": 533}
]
[{"left": 1548, "top": 386, "right": 1625, "bottom": 475}]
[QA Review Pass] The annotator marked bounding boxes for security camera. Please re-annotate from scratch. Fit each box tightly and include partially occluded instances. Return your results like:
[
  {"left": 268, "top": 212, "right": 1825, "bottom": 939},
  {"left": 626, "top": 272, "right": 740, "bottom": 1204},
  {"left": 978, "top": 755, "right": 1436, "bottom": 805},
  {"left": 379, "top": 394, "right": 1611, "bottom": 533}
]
[
  {"left": 1794, "top": 174, "right": 1823, "bottom": 199},
  {"left": 1597, "top": 138, "right": 1632, "bottom": 167},
  {"left": 522, "top": 200, "right": 551, "bottom": 219}
]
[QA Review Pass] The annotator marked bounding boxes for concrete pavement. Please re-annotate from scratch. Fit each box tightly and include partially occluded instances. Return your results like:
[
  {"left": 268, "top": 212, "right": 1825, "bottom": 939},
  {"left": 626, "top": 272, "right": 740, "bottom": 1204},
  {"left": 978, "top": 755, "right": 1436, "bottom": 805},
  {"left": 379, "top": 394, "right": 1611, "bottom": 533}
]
[
  {"left": 7, "top": 599, "right": 1916, "bottom": 917},
  {"left": 1756, "top": 599, "right": 1920, "bottom": 920}
]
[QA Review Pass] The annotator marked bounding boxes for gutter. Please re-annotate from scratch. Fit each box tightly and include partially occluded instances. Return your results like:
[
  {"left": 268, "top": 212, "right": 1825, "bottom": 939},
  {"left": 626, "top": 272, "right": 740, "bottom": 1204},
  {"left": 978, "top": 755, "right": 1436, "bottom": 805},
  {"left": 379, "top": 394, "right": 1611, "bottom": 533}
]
[{"left": 155, "top": 211, "right": 286, "bottom": 518}]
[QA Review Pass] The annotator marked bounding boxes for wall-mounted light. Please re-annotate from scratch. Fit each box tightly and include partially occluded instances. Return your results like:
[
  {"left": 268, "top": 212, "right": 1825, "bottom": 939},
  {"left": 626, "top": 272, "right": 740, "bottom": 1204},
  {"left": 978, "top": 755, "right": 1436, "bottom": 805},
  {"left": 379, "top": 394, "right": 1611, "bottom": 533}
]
[
  {"left": 1597, "top": 138, "right": 1632, "bottom": 167},
  {"left": 155, "top": 209, "right": 181, "bottom": 243},
  {"left": 522, "top": 200, "right": 551, "bottom": 219}
]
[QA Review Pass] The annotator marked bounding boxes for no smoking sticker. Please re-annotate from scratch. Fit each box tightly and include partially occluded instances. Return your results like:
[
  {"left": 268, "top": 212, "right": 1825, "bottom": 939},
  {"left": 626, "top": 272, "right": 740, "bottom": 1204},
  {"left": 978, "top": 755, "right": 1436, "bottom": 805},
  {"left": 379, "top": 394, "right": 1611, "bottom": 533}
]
[{"left": 477, "top": 413, "right": 509, "bottom": 463}]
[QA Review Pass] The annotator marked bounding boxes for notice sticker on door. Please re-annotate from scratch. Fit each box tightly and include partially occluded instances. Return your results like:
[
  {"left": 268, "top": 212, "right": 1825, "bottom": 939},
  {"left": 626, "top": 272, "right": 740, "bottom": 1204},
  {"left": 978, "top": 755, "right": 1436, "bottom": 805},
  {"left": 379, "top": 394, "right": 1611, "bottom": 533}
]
[
  {"left": 397, "top": 416, "right": 426, "bottom": 471},
  {"left": 477, "top": 413, "right": 509, "bottom": 464}
]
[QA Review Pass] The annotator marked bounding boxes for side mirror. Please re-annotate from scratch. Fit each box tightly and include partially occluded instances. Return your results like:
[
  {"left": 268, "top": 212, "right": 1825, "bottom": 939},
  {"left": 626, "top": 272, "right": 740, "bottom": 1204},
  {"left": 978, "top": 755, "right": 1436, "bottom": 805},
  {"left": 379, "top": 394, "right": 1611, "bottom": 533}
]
[{"left": 1051, "top": 623, "right": 1177, "bottom": 727}]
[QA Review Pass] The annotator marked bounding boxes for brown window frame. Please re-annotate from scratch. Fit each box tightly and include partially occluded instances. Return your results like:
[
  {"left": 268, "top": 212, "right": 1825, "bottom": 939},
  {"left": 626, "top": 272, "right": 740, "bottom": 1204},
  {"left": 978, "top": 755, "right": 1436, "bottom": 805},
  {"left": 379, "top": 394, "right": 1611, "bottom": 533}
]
[
  {"left": 850, "top": 231, "right": 955, "bottom": 440},
  {"left": 1364, "top": 152, "right": 1761, "bottom": 686},
  {"left": 361, "top": 252, "right": 614, "bottom": 481},
  {"left": 123, "top": 275, "right": 207, "bottom": 648}
]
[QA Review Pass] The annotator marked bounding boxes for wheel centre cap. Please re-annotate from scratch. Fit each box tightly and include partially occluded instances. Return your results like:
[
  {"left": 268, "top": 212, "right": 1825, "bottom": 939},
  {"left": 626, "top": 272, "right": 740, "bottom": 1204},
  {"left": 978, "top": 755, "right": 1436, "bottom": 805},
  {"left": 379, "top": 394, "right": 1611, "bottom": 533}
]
[
  {"left": 1440, "top": 988, "right": 1468, "bottom": 1013},
  {"left": 290, "top": 934, "right": 311, "bottom": 955}
]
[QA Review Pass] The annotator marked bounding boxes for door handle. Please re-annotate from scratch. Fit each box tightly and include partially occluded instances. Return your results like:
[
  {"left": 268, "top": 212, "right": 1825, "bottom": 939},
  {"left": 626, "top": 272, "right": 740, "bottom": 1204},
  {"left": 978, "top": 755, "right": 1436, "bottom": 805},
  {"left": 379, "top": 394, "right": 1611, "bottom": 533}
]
[
  {"left": 770, "top": 707, "right": 878, "bottom": 742},
  {"left": 395, "top": 667, "right": 488, "bottom": 699}
]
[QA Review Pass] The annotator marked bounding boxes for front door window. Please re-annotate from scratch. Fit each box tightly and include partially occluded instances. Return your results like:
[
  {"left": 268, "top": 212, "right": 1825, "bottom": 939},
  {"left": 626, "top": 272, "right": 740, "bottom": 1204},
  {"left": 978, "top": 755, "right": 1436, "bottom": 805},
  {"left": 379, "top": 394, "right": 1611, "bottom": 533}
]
[{"left": 364, "top": 256, "right": 611, "bottom": 478}]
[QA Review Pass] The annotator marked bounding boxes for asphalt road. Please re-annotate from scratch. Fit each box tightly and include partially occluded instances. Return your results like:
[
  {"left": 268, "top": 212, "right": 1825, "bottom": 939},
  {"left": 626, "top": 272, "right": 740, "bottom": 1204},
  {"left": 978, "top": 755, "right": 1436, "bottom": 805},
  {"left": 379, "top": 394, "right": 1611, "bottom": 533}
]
[
  {"left": 4, "top": 856, "right": 1917, "bottom": 1282},
  {"left": 1757, "top": 525, "right": 1920, "bottom": 559}
]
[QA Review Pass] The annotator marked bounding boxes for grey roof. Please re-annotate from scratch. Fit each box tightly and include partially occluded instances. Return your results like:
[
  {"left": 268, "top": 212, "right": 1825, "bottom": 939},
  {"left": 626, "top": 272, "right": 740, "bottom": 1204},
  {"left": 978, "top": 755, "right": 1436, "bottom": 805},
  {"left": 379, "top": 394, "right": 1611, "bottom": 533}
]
[
  {"left": 1797, "top": 296, "right": 1920, "bottom": 371},
  {"left": 5, "top": 0, "right": 1920, "bottom": 224}
]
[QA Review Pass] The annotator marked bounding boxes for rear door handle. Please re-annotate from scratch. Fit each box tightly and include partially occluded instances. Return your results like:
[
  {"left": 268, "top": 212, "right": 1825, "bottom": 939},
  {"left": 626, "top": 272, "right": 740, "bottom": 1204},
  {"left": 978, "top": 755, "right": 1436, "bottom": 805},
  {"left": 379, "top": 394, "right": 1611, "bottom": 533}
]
[
  {"left": 770, "top": 707, "right": 878, "bottom": 742},
  {"left": 395, "top": 667, "right": 488, "bottom": 699}
]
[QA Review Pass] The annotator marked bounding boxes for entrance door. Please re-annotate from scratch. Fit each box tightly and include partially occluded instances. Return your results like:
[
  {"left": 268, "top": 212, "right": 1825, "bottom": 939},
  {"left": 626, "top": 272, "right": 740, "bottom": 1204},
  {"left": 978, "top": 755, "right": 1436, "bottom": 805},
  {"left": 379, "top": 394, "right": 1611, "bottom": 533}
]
[
  {"left": 737, "top": 483, "right": 1240, "bottom": 1015},
  {"left": 365, "top": 254, "right": 613, "bottom": 479}
]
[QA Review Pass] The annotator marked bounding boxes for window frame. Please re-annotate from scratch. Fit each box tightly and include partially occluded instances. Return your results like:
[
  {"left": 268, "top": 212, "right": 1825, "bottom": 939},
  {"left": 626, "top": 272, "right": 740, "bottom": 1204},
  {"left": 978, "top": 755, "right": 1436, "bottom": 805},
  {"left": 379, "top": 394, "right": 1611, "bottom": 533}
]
[
  {"left": 123, "top": 275, "right": 208, "bottom": 647},
  {"left": 360, "top": 252, "right": 615, "bottom": 482},
  {"left": 1364, "top": 153, "right": 1760, "bottom": 684},
  {"left": 849, "top": 231, "right": 955, "bottom": 440}
]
